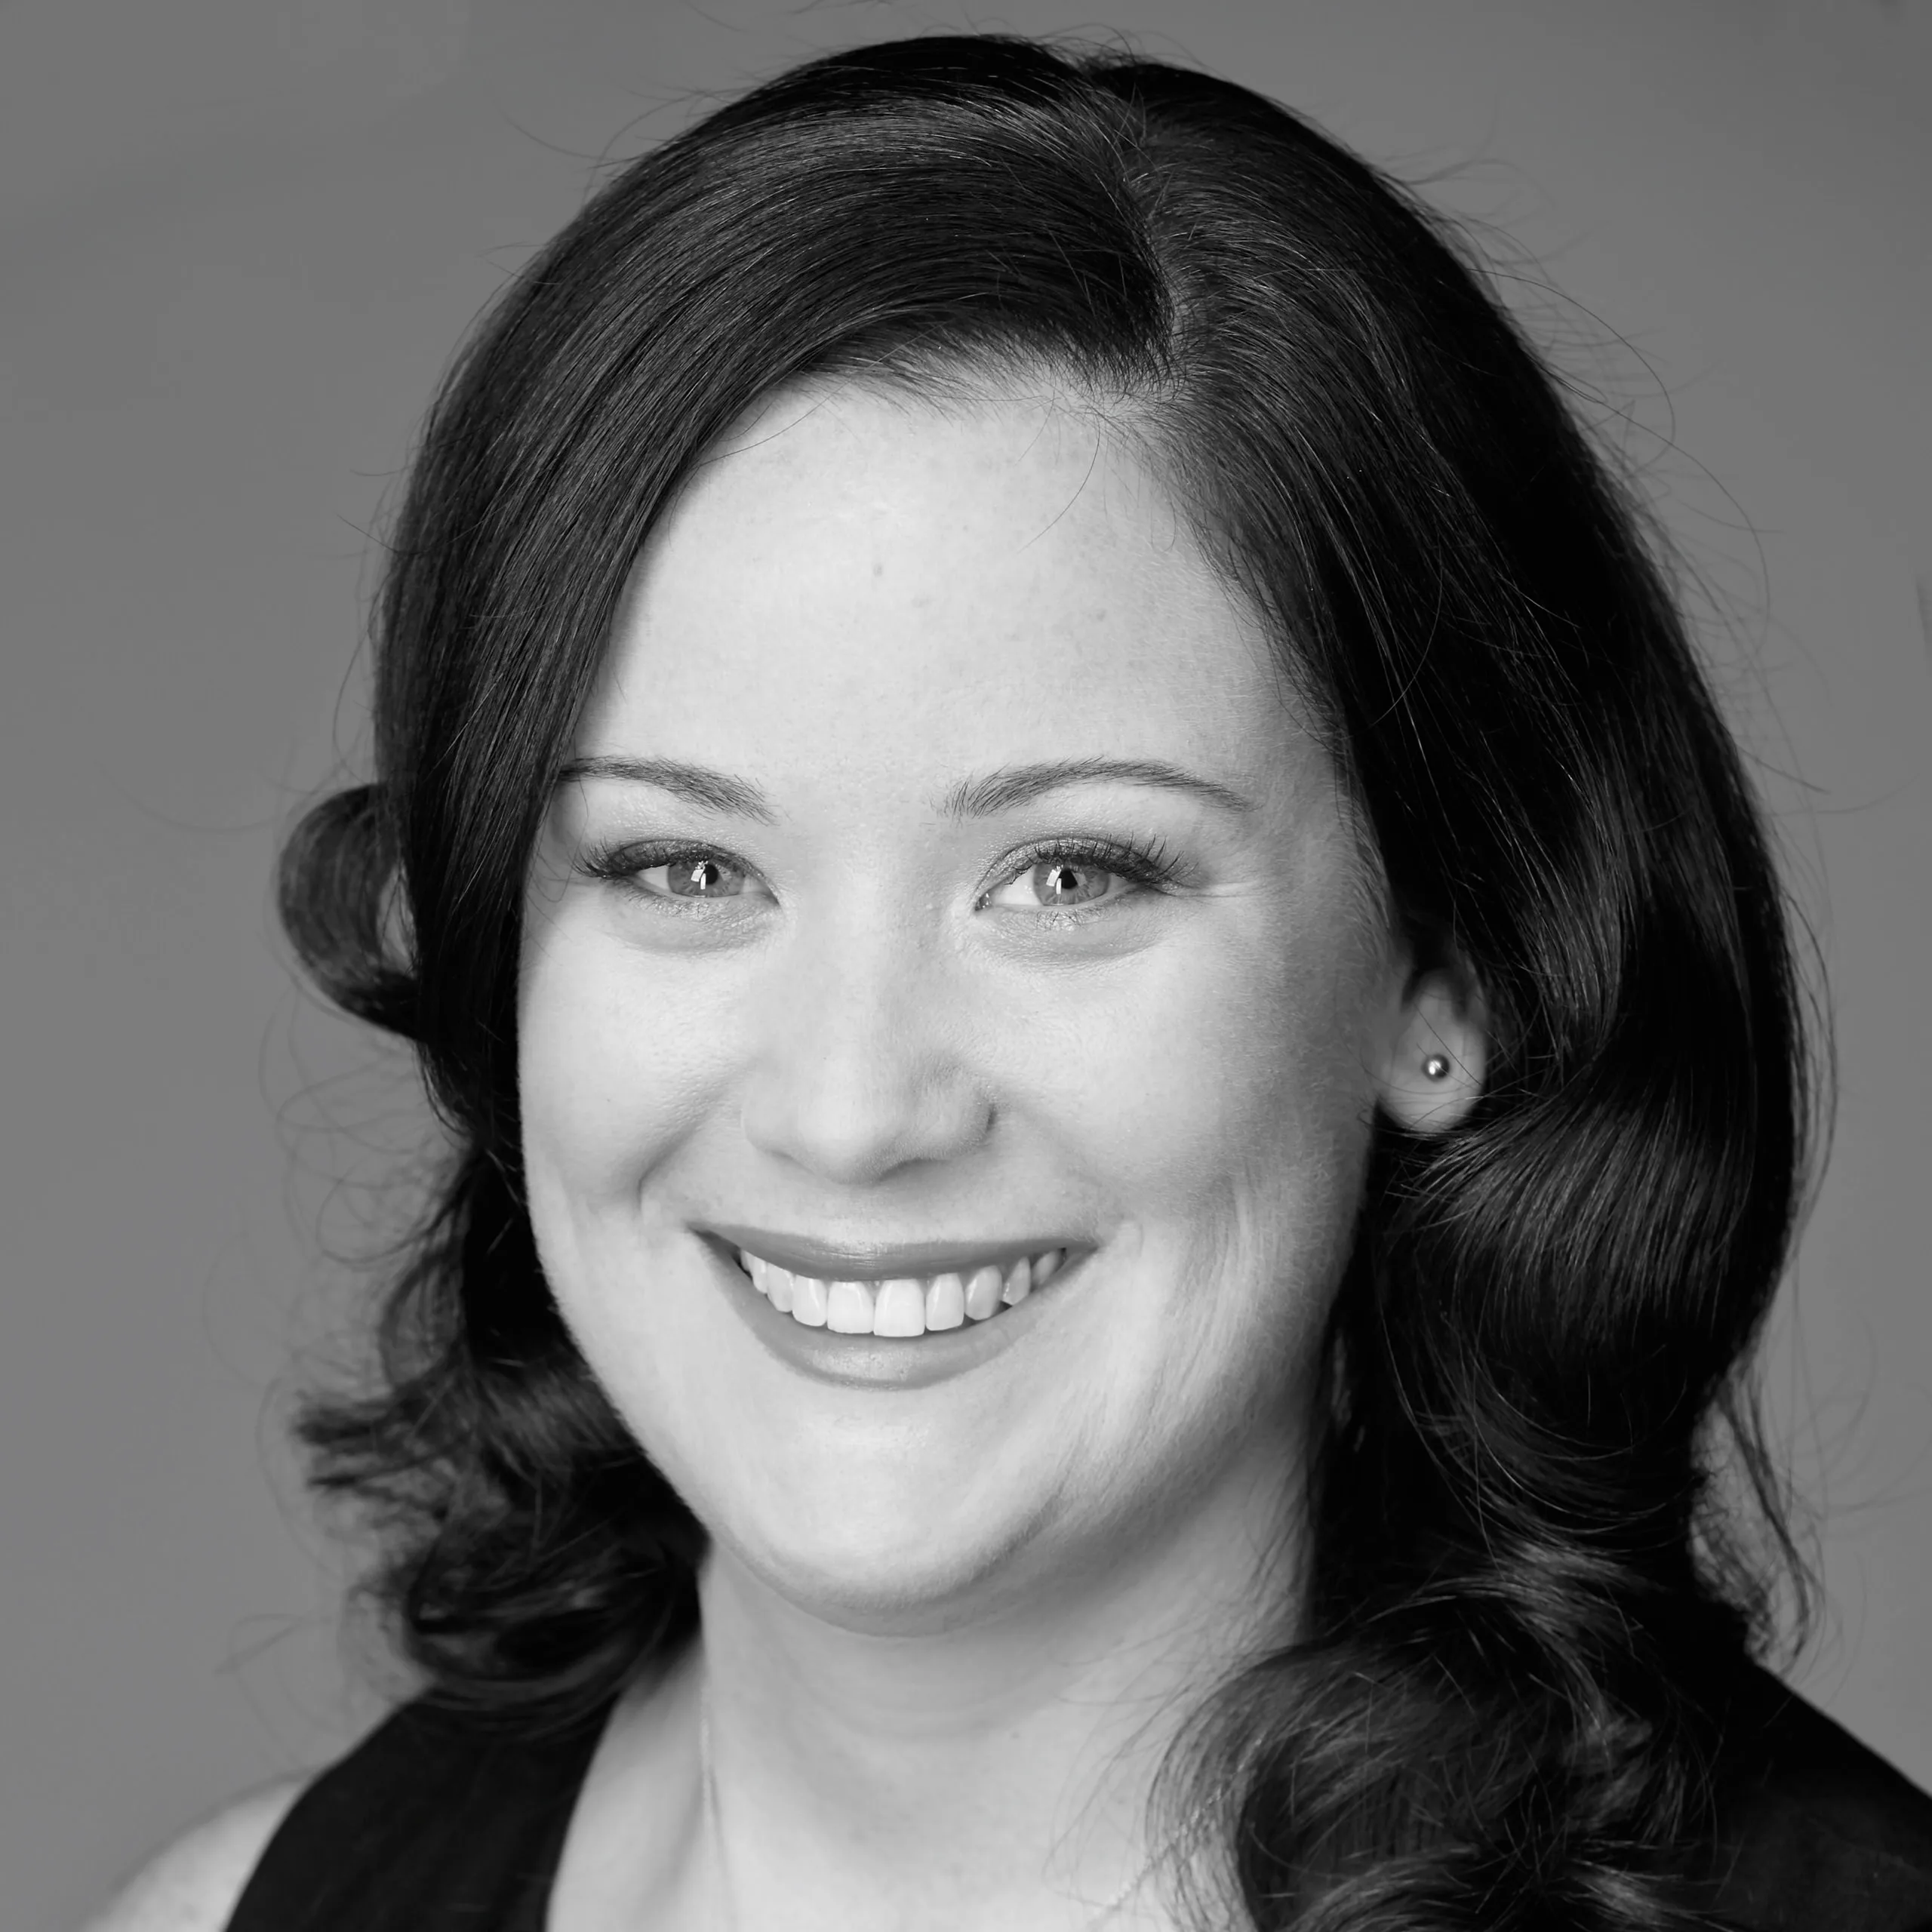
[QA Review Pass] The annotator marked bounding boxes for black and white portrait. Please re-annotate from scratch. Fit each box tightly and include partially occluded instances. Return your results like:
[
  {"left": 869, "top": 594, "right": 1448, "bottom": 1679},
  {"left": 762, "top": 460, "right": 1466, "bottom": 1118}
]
[{"left": 8, "top": 5, "right": 1929, "bottom": 1929}]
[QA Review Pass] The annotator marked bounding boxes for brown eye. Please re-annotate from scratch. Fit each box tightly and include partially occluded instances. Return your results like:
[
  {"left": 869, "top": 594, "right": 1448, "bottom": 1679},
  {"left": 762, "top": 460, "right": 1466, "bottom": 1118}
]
[{"left": 1028, "top": 859, "right": 1116, "bottom": 906}]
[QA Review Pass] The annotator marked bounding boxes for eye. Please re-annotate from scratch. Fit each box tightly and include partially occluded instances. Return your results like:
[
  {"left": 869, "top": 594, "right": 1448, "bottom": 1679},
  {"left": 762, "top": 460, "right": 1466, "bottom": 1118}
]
[
  {"left": 646, "top": 854, "right": 755, "bottom": 900},
  {"left": 580, "top": 841, "right": 768, "bottom": 907},
  {"left": 981, "top": 841, "right": 1166, "bottom": 913},
  {"left": 992, "top": 858, "right": 1125, "bottom": 909}
]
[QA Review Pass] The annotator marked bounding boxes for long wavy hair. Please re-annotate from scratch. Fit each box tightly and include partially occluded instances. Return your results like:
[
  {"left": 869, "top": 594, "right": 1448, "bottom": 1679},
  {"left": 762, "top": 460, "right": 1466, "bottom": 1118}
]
[{"left": 279, "top": 34, "right": 1816, "bottom": 1929}]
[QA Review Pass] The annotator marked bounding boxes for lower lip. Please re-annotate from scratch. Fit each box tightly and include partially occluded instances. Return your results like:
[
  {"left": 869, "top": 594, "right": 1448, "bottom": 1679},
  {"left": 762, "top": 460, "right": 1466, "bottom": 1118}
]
[{"left": 705, "top": 1241, "right": 1078, "bottom": 1389}]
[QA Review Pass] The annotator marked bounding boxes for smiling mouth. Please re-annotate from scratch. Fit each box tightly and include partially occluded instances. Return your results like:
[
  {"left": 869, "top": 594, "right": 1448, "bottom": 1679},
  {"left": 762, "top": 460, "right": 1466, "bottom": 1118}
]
[{"left": 727, "top": 1243, "right": 1073, "bottom": 1337}]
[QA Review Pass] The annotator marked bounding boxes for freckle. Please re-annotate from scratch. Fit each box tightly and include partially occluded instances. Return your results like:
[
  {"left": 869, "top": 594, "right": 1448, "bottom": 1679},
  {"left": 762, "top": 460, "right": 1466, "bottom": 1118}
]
[{"left": 873, "top": 558, "right": 884, "bottom": 580}]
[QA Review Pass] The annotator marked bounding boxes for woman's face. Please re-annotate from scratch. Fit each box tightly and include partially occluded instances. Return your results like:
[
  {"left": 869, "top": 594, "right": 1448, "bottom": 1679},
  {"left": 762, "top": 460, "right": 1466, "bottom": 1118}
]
[{"left": 521, "top": 384, "right": 1414, "bottom": 1627}]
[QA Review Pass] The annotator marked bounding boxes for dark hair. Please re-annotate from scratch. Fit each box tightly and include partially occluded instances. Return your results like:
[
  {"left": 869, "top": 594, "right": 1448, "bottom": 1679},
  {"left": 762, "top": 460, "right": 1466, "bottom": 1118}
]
[{"left": 281, "top": 33, "right": 1815, "bottom": 1928}]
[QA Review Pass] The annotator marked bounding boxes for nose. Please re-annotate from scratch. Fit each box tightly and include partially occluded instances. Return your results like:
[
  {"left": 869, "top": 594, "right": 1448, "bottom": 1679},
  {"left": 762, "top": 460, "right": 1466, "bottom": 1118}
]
[{"left": 738, "top": 903, "right": 994, "bottom": 1187}]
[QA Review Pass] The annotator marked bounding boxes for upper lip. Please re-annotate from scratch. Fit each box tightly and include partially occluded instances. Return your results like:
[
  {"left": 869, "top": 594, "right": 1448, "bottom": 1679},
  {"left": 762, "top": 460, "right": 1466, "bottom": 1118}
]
[{"left": 706, "top": 1224, "right": 1088, "bottom": 1282}]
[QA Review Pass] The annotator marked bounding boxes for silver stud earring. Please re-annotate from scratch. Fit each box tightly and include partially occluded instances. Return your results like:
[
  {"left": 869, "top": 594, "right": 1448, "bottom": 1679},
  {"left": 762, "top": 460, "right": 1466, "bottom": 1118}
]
[{"left": 1422, "top": 1054, "right": 1452, "bottom": 1081}]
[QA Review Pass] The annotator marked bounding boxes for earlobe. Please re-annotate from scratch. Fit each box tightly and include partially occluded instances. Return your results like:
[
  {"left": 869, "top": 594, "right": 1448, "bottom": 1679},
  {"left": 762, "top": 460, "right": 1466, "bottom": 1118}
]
[{"left": 1374, "top": 967, "right": 1487, "bottom": 1134}]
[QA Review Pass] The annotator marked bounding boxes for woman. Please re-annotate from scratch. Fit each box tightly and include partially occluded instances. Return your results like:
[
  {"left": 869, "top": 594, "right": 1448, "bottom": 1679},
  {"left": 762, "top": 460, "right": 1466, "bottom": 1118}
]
[{"left": 97, "top": 32, "right": 1932, "bottom": 1932}]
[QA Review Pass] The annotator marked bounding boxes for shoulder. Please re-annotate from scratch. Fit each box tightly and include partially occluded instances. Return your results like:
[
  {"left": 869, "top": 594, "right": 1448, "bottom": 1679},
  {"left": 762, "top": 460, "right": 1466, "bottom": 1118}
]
[
  {"left": 76, "top": 1697, "right": 480, "bottom": 1932},
  {"left": 81, "top": 1781, "right": 305, "bottom": 1932},
  {"left": 1709, "top": 1666, "right": 1932, "bottom": 1932}
]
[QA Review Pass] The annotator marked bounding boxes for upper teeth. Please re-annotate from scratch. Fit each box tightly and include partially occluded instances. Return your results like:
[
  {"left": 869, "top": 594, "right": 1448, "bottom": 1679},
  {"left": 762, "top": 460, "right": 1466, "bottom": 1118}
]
[{"left": 736, "top": 1248, "right": 1067, "bottom": 1335}]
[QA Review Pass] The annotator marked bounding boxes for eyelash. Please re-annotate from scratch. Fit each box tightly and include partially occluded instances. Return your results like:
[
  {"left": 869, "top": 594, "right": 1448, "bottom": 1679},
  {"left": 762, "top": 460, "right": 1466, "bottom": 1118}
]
[
  {"left": 577, "top": 841, "right": 756, "bottom": 911},
  {"left": 576, "top": 833, "right": 1178, "bottom": 915},
  {"left": 973, "top": 834, "right": 1175, "bottom": 912}
]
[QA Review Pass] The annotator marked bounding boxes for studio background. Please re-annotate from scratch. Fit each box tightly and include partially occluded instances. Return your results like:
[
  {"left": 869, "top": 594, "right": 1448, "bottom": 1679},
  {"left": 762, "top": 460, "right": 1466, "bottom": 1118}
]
[{"left": 4, "top": 2, "right": 1926, "bottom": 1925}]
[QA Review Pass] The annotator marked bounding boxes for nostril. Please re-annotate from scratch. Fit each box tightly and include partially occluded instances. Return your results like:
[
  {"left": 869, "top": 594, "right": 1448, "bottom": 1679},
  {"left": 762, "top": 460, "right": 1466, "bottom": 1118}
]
[{"left": 738, "top": 1065, "right": 995, "bottom": 1185}]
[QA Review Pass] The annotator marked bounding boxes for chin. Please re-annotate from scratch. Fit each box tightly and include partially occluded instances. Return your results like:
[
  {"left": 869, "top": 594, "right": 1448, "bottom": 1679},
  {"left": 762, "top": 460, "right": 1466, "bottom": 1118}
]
[{"left": 718, "top": 1472, "right": 1049, "bottom": 1633}]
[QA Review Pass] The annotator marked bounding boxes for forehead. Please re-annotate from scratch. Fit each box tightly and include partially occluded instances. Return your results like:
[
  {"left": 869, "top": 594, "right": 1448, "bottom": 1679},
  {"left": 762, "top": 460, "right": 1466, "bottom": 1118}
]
[{"left": 581, "top": 383, "right": 1297, "bottom": 788}]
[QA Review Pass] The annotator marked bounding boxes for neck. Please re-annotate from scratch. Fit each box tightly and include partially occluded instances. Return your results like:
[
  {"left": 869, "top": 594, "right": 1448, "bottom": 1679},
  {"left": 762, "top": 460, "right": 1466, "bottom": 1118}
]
[{"left": 695, "top": 1435, "right": 1300, "bottom": 1930}]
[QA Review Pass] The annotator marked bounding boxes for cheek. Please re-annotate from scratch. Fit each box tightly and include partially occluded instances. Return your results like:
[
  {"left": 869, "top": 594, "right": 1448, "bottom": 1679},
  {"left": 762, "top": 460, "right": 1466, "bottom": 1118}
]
[
  {"left": 516, "top": 920, "right": 733, "bottom": 1203},
  {"left": 1034, "top": 915, "right": 1379, "bottom": 1217},
  {"left": 1057, "top": 900, "right": 1383, "bottom": 1432},
  {"left": 516, "top": 924, "right": 729, "bottom": 1466}
]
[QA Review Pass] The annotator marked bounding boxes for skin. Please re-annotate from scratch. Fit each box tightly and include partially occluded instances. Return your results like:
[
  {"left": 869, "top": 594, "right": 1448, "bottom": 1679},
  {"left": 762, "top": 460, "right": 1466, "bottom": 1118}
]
[
  {"left": 87, "top": 382, "right": 1485, "bottom": 1932},
  {"left": 517, "top": 383, "right": 1484, "bottom": 1931}
]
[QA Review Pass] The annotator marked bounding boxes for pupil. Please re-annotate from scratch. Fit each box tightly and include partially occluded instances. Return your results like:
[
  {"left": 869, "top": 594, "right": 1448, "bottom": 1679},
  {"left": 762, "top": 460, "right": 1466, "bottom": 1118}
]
[{"left": 1038, "top": 861, "right": 1103, "bottom": 905}]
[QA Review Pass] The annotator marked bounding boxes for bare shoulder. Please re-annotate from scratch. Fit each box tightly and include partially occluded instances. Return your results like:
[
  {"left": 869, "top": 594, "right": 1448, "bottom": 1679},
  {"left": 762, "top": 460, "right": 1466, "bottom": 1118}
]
[{"left": 81, "top": 1780, "right": 305, "bottom": 1932}]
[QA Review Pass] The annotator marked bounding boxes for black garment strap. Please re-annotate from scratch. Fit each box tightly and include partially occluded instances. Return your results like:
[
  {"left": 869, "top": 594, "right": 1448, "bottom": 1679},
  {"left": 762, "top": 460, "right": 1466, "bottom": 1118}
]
[
  {"left": 223, "top": 1698, "right": 611, "bottom": 1932},
  {"left": 220, "top": 1663, "right": 1932, "bottom": 1931},
  {"left": 1703, "top": 1670, "right": 1932, "bottom": 1932}
]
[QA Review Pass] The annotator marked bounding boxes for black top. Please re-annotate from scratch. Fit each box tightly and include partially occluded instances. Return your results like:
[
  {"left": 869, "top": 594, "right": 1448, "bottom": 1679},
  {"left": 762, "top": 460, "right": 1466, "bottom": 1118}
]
[{"left": 225, "top": 1666, "right": 1932, "bottom": 1930}]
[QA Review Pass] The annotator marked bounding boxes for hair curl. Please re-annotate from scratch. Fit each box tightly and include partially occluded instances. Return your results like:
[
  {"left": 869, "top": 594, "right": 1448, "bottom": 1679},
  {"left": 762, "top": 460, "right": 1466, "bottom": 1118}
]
[{"left": 281, "top": 35, "right": 1816, "bottom": 1928}]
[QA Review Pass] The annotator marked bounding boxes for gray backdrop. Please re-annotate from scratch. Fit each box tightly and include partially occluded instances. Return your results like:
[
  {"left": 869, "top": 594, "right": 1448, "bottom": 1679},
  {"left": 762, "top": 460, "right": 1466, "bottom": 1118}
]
[{"left": 5, "top": 2, "right": 1927, "bottom": 1925}]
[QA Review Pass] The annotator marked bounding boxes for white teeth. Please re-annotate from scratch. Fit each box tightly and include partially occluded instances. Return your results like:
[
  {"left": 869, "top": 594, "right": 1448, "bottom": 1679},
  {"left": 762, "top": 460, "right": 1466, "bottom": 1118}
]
[
  {"left": 874, "top": 1278, "right": 926, "bottom": 1337},
  {"left": 740, "top": 1249, "right": 1074, "bottom": 1335},
  {"left": 964, "top": 1264, "right": 1004, "bottom": 1321},
  {"left": 826, "top": 1281, "right": 875, "bottom": 1334},
  {"left": 789, "top": 1273, "right": 829, "bottom": 1327},
  {"left": 924, "top": 1272, "right": 965, "bottom": 1331}
]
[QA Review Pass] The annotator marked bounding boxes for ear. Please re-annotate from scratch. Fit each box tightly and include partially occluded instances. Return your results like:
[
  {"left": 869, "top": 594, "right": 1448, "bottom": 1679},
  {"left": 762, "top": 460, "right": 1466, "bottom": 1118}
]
[{"left": 1371, "top": 962, "right": 1488, "bottom": 1134}]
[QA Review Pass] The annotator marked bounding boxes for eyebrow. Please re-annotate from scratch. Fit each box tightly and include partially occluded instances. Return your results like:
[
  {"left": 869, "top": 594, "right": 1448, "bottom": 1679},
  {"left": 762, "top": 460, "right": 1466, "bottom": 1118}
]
[
  {"left": 557, "top": 752, "right": 1254, "bottom": 823},
  {"left": 555, "top": 755, "right": 779, "bottom": 823},
  {"left": 940, "top": 757, "right": 1254, "bottom": 820}
]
